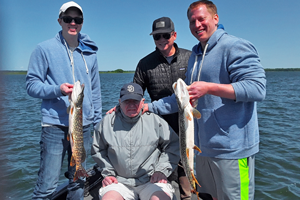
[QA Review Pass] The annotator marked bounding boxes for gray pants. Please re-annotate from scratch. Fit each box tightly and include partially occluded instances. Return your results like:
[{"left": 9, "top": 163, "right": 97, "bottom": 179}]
[{"left": 195, "top": 155, "right": 255, "bottom": 200}]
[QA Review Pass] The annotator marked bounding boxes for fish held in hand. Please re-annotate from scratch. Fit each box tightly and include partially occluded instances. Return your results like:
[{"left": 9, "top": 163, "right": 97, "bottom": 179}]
[
  {"left": 173, "top": 78, "right": 201, "bottom": 198},
  {"left": 68, "top": 80, "right": 88, "bottom": 181}
]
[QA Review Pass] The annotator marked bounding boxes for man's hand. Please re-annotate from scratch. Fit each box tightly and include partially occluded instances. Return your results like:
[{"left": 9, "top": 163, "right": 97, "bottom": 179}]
[
  {"left": 187, "top": 81, "right": 209, "bottom": 105},
  {"left": 60, "top": 83, "right": 73, "bottom": 96},
  {"left": 106, "top": 106, "right": 116, "bottom": 114},
  {"left": 102, "top": 176, "right": 118, "bottom": 187},
  {"left": 142, "top": 103, "right": 149, "bottom": 114},
  {"left": 187, "top": 81, "right": 236, "bottom": 102},
  {"left": 150, "top": 172, "right": 168, "bottom": 184}
]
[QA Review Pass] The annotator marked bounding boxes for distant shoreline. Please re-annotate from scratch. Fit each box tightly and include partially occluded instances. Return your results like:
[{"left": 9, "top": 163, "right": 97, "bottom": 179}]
[
  {"left": 0, "top": 69, "right": 135, "bottom": 75},
  {"left": 1, "top": 68, "right": 299, "bottom": 75}
]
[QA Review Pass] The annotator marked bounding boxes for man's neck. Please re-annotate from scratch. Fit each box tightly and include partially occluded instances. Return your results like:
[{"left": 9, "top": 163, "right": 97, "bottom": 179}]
[
  {"left": 63, "top": 32, "right": 79, "bottom": 48},
  {"left": 201, "top": 42, "right": 207, "bottom": 52},
  {"left": 160, "top": 45, "right": 176, "bottom": 57}
]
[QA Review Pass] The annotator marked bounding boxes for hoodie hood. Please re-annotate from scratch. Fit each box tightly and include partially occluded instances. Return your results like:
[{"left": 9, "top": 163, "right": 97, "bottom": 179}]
[
  {"left": 57, "top": 31, "right": 98, "bottom": 53},
  {"left": 189, "top": 25, "right": 226, "bottom": 84}
]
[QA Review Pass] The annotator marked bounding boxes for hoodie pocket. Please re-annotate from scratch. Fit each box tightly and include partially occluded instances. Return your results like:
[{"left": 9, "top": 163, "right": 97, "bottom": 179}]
[
  {"left": 200, "top": 109, "right": 250, "bottom": 150},
  {"left": 200, "top": 109, "right": 231, "bottom": 150}
]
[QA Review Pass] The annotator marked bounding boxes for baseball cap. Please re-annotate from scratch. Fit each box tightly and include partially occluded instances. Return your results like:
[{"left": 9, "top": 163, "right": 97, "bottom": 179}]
[
  {"left": 150, "top": 17, "right": 175, "bottom": 35},
  {"left": 59, "top": 1, "right": 83, "bottom": 16},
  {"left": 120, "top": 83, "right": 143, "bottom": 102}
]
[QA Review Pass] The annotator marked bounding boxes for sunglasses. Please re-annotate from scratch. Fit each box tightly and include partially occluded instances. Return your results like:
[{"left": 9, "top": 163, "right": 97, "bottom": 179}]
[
  {"left": 61, "top": 16, "right": 83, "bottom": 24},
  {"left": 153, "top": 33, "right": 172, "bottom": 41}
]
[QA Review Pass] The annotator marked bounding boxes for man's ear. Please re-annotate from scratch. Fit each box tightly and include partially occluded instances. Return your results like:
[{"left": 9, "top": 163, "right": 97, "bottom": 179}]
[{"left": 58, "top": 18, "right": 62, "bottom": 26}]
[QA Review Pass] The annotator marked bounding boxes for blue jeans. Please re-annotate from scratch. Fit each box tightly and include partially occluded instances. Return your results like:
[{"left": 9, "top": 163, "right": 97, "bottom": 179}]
[{"left": 32, "top": 125, "right": 91, "bottom": 200}]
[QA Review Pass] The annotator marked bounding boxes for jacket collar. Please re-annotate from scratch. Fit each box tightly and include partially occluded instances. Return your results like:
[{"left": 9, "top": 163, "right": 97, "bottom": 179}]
[{"left": 118, "top": 106, "right": 142, "bottom": 124}]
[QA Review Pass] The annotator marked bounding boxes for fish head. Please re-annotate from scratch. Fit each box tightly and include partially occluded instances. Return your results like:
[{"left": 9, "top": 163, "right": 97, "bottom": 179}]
[
  {"left": 70, "top": 80, "right": 85, "bottom": 104},
  {"left": 173, "top": 78, "right": 190, "bottom": 109}
]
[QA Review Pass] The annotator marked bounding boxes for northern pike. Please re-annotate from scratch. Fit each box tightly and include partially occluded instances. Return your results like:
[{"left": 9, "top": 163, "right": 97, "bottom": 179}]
[
  {"left": 68, "top": 80, "right": 88, "bottom": 181},
  {"left": 172, "top": 78, "right": 201, "bottom": 197}
]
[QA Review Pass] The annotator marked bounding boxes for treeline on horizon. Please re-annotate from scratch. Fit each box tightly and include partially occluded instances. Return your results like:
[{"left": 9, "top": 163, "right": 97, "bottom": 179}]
[{"left": 1, "top": 68, "right": 300, "bottom": 75}]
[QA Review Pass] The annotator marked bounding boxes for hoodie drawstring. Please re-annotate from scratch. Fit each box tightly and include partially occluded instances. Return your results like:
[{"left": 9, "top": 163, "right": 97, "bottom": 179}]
[
  {"left": 81, "top": 52, "right": 89, "bottom": 74},
  {"left": 63, "top": 39, "right": 89, "bottom": 84},
  {"left": 190, "top": 43, "right": 209, "bottom": 84}
]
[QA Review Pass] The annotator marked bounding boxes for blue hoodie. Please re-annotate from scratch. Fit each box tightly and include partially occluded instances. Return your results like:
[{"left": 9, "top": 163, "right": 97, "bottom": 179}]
[
  {"left": 26, "top": 31, "right": 102, "bottom": 128},
  {"left": 149, "top": 27, "right": 266, "bottom": 159}
]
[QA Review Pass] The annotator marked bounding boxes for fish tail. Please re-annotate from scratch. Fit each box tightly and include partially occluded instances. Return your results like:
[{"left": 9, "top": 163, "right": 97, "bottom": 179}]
[{"left": 73, "top": 167, "right": 89, "bottom": 182}]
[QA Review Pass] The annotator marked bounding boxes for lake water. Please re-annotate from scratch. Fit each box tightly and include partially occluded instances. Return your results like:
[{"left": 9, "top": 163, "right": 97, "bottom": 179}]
[{"left": 0, "top": 72, "right": 299, "bottom": 199}]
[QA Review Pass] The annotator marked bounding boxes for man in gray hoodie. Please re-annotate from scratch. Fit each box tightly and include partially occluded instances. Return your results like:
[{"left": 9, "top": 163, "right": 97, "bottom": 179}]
[{"left": 92, "top": 83, "right": 180, "bottom": 200}]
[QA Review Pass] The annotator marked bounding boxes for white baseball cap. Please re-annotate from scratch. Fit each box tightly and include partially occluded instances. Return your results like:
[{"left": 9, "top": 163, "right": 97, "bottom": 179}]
[{"left": 59, "top": 1, "right": 83, "bottom": 16}]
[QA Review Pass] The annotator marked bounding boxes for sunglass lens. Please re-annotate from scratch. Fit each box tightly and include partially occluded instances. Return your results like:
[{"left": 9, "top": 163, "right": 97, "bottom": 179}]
[
  {"left": 153, "top": 33, "right": 171, "bottom": 41},
  {"left": 62, "top": 16, "right": 72, "bottom": 23},
  {"left": 153, "top": 34, "right": 161, "bottom": 41},
  {"left": 163, "top": 33, "right": 171, "bottom": 40},
  {"left": 62, "top": 16, "right": 83, "bottom": 24},
  {"left": 74, "top": 17, "right": 83, "bottom": 24}
]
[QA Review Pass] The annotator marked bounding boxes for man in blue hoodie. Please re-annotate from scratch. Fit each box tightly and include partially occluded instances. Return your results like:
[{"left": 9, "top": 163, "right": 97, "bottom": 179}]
[
  {"left": 26, "top": 1, "right": 102, "bottom": 199},
  {"left": 143, "top": 1, "right": 266, "bottom": 200}
]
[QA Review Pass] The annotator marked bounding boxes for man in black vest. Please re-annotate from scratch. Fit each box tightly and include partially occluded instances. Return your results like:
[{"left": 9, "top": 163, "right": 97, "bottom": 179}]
[{"left": 133, "top": 17, "right": 192, "bottom": 200}]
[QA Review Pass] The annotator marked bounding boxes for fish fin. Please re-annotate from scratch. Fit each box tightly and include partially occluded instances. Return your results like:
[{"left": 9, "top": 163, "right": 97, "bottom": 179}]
[
  {"left": 71, "top": 107, "right": 74, "bottom": 115},
  {"left": 186, "top": 148, "right": 190, "bottom": 159},
  {"left": 70, "top": 156, "right": 76, "bottom": 167},
  {"left": 192, "top": 172, "right": 201, "bottom": 188},
  {"left": 67, "top": 134, "right": 70, "bottom": 141},
  {"left": 193, "top": 145, "right": 202, "bottom": 153},
  {"left": 73, "top": 167, "right": 89, "bottom": 182},
  {"left": 185, "top": 112, "right": 192, "bottom": 121},
  {"left": 191, "top": 99, "right": 198, "bottom": 108},
  {"left": 192, "top": 108, "right": 201, "bottom": 119}
]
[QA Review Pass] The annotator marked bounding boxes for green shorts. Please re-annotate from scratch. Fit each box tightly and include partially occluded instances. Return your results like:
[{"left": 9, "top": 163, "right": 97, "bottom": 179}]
[
  {"left": 99, "top": 182, "right": 174, "bottom": 200},
  {"left": 195, "top": 155, "right": 255, "bottom": 200}
]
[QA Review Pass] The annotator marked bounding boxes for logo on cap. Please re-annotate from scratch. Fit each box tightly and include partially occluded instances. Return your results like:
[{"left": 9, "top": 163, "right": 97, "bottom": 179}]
[
  {"left": 127, "top": 85, "right": 134, "bottom": 93},
  {"left": 156, "top": 21, "right": 165, "bottom": 28}
]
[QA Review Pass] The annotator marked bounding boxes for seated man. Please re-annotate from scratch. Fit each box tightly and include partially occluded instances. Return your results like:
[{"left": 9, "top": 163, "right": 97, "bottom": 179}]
[{"left": 91, "top": 83, "right": 180, "bottom": 200}]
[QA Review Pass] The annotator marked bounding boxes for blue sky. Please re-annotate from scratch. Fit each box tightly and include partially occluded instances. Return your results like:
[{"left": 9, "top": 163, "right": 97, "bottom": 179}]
[{"left": 1, "top": 0, "right": 299, "bottom": 71}]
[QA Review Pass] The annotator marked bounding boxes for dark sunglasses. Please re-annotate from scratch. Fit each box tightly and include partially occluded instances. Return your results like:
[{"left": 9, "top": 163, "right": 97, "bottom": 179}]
[
  {"left": 61, "top": 16, "right": 83, "bottom": 24},
  {"left": 153, "top": 33, "right": 172, "bottom": 41}
]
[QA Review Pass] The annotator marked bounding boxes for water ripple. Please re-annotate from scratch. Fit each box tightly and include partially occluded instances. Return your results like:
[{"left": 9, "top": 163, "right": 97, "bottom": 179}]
[{"left": 1, "top": 72, "right": 300, "bottom": 199}]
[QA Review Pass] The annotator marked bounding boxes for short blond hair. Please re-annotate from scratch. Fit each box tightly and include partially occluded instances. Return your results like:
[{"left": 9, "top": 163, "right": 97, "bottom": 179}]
[{"left": 187, "top": 0, "right": 217, "bottom": 19}]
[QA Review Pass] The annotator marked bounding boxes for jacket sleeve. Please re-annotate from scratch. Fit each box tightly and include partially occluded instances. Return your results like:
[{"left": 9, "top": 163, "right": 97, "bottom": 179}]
[
  {"left": 148, "top": 93, "right": 178, "bottom": 115},
  {"left": 90, "top": 58, "right": 102, "bottom": 128},
  {"left": 133, "top": 60, "right": 147, "bottom": 92},
  {"left": 154, "top": 117, "right": 180, "bottom": 177},
  {"left": 26, "top": 45, "right": 62, "bottom": 99},
  {"left": 91, "top": 121, "right": 116, "bottom": 178},
  {"left": 228, "top": 39, "right": 266, "bottom": 102}
]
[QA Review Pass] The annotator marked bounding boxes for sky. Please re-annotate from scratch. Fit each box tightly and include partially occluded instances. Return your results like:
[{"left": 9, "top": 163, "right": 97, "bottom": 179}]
[{"left": 1, "top": 0, "right": 299, "bottom": 71}]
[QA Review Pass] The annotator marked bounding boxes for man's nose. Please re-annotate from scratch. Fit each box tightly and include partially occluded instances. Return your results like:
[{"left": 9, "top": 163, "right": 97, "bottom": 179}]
[{"left": 195, "top": 20, "right": 201, "bottom": 28}]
